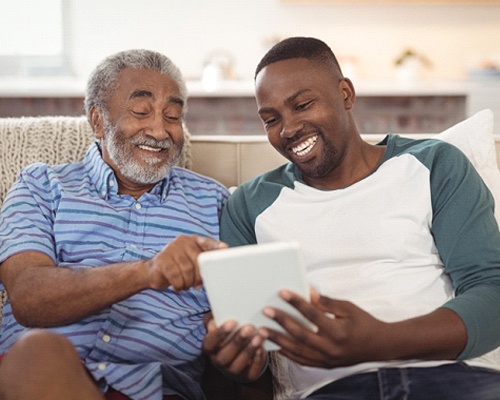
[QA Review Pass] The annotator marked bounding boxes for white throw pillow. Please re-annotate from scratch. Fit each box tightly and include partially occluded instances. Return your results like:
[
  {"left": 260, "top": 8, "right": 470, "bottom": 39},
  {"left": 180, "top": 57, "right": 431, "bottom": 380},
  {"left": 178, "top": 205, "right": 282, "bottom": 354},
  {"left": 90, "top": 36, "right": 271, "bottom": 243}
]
[{"left": 434, "top": 109, "right": 500, "bottom": 225}]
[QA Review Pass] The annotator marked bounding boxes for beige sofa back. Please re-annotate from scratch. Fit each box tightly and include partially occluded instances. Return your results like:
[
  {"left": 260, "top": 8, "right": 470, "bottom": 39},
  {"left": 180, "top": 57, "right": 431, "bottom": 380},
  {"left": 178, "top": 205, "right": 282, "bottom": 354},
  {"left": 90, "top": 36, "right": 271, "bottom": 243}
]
[
  {"left": 2, "top": 115, "right": 500, "bottom": 201},
  {"left": 191, "top": 134, "right": 500, "bottom": 188},
  {"left": 190, "top": 136, "right": 287, "bottom": 188}
]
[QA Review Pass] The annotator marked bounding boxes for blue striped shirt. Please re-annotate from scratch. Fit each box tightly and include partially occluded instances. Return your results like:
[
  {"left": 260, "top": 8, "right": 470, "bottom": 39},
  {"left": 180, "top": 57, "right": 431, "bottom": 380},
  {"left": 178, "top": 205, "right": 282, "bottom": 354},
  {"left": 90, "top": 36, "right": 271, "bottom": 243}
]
[{"left": 0, "top": 143, "right": 229, "bottom": 400}]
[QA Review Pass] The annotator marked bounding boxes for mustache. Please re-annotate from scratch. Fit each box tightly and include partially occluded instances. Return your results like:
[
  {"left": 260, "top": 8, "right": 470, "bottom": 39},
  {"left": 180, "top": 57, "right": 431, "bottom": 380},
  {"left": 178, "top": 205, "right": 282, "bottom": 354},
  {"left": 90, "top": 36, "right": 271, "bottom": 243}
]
[
  {"left": 284, "top": 129, "right": 320, "bottom": 147},
  {"left": 131, "top": 135, "right": 173, "bottom": 149}
]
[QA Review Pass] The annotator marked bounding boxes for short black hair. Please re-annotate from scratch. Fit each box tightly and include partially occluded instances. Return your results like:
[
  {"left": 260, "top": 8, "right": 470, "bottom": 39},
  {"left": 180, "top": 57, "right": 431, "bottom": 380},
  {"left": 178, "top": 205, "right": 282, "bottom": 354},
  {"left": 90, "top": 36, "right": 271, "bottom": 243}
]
[{"left": 255, "top": 37, "right": 343, "bottom": 79}]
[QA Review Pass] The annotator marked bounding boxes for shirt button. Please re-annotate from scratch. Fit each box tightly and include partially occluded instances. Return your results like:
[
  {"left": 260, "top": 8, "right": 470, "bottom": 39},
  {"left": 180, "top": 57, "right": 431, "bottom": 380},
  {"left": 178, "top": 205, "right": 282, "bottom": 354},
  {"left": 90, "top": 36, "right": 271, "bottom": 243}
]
[
  {"left": 102, "top": 334, "right": 111, "bottom": 343},
  {"left": 135, "top": 203, "right": 142, "bottom": 210},
  {"left": 130, "top": 244, "right": 137, "bottom": 249},
  {"left": 98, "top": 363, "right": 106, "bottom": 371},
  {"left": 109, "top": 180, "right": 115, "bottom": 187},
  {"left": 101, "top": 190, "right": 107, "bottom": 197}
]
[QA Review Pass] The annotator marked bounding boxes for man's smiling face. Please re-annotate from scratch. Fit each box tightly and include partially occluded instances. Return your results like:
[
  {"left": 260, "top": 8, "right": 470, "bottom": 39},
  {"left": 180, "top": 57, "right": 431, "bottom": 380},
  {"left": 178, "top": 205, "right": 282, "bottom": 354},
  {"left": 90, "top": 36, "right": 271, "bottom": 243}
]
[
  {"left": 255, "top": 57, "right": 355, "bottom": 188},
  {"left": 97, "top": 67, "right": 185, "bottom": 189}
]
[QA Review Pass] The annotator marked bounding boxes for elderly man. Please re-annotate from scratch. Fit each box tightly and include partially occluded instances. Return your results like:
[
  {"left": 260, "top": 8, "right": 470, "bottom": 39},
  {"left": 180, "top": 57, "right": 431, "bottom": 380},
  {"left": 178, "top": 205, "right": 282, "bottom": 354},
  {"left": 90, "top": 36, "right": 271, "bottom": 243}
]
[
  {"left": 203, "top": 37, "right": 500, "bottom": 400},
  {"left": 0, "top": 49, "right": 229, "bottom": 400}
]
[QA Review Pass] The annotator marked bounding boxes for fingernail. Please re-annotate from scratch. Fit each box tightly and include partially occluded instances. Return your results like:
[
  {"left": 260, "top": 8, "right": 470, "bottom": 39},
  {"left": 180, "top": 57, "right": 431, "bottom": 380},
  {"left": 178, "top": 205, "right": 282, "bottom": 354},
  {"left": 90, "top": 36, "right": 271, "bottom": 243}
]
[
  {"left": 280, "top": 289, "right": 292, "bottom": 300},
  {"left": 196, "top": 236, "right": 207, "bottom": 245},
  {"left": 251, "top": 335, "right": 263, "bottom": 348},
  {"left": 310, "top": 287, "right": 320, "bottom": 301},
  {"left": 208, "top": 320, "right": 219, "bottom": 331},
  {"left": 240, "top": 324, "right": 254, "bottom": 338},
  {"left": 222, "top": 320, "right": 237, "bottom": 332},
  {"left": 263, "top": 307, "right": 275, "bottom": 318}
]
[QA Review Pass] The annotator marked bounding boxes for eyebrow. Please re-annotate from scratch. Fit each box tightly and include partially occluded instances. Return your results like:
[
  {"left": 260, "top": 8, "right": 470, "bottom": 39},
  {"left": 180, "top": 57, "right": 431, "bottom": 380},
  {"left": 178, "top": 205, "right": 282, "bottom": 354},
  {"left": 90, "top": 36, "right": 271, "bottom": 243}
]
[
  {"left": 258, "top": 88, "right": 311, "bottom": 114},
  {"left": 169, "top": 96, "right": 184, "bottom": 108},
  {"left": 284, "top": 89, "right": 311, "bottom": 107},
  {"left": 128, "top": 90, "right": 184, "bottom": 108},
  {"left": 129, "top": 90, "right": 154, "bottom": 100}
]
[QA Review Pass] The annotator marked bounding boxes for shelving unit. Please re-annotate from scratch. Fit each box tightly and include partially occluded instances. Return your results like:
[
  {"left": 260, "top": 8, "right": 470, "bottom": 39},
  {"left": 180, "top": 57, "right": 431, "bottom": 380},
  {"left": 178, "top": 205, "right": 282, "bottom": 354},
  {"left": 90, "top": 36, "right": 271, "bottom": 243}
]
[{"left": 0, "top": 78, "right": 498, "bottom": 135}]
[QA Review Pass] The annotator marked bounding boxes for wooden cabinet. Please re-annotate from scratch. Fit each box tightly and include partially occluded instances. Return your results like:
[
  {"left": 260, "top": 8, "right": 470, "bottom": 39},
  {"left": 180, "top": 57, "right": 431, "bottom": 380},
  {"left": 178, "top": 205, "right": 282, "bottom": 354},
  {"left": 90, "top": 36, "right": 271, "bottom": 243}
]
[
  {"left": 0, "top": 97, "right": 84, "bottom": 117},
  {"left": 185, "top": 95, "right": 467, "bottom": 135}
]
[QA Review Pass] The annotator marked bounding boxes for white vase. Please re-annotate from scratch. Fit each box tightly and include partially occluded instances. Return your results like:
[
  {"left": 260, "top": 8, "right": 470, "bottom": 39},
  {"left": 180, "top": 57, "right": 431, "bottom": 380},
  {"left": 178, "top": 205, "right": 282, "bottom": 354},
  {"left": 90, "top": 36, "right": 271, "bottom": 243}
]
[{"left": 396, "top": 58, "right": 421, "bottom": 84}]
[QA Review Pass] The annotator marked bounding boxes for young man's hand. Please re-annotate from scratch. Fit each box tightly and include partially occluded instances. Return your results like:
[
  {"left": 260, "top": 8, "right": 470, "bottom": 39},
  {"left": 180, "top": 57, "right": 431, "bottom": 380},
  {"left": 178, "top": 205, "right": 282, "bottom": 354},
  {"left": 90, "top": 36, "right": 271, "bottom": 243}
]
[{"left": 202, "top": 316, "right": 268, "bottom": 381}]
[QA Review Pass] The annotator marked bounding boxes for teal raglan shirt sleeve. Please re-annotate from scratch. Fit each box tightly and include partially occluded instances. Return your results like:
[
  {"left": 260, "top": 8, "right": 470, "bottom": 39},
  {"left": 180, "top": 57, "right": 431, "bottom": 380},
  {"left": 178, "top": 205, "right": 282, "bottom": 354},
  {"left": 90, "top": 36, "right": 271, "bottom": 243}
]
[
  {"left": 220, "top": 164, "right": 294, "bottom": 248},
  {"left": 220, "top": 185, "right": 258, "bottom": 247},
  {"left": 425, "top": 140, "right": 500, "bottom": 359}
]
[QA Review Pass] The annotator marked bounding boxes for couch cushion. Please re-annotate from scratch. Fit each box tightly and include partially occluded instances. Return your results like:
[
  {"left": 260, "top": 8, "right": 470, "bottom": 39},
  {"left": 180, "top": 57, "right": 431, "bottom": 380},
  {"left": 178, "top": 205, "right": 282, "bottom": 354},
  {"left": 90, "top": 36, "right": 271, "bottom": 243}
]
[
  {"left": 190, "top": 136, "right": 287, "bottom": 188},
  {"left": 0, "top": 116, "right": 94, "bottom": 207}
]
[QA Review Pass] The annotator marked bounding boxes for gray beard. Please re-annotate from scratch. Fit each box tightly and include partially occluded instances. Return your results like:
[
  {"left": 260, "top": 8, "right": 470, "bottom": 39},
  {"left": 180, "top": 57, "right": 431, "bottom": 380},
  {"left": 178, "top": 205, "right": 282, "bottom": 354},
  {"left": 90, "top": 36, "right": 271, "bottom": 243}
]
[{"left": 102, "top": 117, "right": 181, "bottom": 185}]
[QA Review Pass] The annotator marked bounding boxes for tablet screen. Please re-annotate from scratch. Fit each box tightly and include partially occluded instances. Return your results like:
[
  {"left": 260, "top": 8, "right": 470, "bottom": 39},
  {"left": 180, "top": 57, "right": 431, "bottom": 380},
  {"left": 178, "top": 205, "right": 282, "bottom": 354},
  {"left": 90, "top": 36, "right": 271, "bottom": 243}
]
[{"left": 199, "top": 241, "right": 313, "bottom": 351}]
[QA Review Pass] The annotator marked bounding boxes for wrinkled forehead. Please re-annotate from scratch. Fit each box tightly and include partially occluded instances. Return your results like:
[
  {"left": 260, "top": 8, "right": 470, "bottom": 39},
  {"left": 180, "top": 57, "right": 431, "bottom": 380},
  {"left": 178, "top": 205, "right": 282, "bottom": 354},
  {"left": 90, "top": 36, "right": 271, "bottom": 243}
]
[{"left": 112, "top": 68, "right": 184, "bottom": 106}]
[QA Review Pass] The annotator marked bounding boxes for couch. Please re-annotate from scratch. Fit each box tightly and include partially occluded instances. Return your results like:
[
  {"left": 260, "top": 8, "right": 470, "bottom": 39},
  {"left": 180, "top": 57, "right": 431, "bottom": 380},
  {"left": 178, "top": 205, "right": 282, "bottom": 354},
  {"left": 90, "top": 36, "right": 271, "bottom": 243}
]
[{"left": 0, "top": 110, "right": 499, "bottom": 399}]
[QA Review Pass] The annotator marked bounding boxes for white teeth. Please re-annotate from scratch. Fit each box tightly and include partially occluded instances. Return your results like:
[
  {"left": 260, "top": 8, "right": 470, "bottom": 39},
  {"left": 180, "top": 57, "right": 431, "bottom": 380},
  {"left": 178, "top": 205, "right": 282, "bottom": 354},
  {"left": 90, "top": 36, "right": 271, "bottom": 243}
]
[
  {"left": 292, "top": 136, "right": 317, "bottom": 156},
  {"left": 139, "top": 145, "right": 161, "bottom": 152}
]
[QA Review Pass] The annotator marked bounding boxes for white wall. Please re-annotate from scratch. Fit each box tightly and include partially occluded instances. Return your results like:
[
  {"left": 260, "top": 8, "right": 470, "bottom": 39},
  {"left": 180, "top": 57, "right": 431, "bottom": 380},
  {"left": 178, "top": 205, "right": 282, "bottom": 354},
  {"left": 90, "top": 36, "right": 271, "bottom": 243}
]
[{"left": 68, "top": 0, "right": 500, "bottom": 82}]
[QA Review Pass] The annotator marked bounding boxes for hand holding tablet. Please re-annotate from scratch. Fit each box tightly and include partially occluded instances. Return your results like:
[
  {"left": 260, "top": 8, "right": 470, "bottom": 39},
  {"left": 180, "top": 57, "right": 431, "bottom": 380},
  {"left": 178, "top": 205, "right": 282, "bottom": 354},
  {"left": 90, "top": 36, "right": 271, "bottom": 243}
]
[{"left": 198, "top": 241, "right": 314, "bottom": 351}]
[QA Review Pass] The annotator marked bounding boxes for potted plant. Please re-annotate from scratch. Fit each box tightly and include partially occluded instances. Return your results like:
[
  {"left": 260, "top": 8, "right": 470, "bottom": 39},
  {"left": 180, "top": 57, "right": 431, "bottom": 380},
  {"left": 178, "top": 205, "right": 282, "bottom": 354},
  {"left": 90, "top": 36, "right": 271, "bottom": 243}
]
[{"left": 394, "top": 48, "right": 432, "bottom": 83}]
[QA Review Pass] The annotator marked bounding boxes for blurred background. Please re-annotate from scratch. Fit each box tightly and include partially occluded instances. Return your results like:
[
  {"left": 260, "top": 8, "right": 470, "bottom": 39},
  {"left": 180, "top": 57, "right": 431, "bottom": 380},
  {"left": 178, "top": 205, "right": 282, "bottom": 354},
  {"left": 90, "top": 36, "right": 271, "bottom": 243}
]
[{"left": 1, "top": 0, "right": 500, "bottom": 134}]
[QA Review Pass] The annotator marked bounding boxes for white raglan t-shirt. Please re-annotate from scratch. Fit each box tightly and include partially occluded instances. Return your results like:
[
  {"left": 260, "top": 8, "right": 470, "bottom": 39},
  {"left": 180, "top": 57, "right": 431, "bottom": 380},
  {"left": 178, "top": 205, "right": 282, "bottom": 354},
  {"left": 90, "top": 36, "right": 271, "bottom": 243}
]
[{"left": 220, "top": 135, "right": 500, "bottom": 399}]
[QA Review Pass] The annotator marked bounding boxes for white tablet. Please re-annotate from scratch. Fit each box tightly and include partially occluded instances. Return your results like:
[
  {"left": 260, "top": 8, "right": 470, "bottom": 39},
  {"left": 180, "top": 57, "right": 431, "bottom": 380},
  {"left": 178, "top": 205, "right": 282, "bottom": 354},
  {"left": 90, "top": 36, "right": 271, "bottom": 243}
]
[{"left": 198, "top": 241, "right": 313, "bottom": 351}]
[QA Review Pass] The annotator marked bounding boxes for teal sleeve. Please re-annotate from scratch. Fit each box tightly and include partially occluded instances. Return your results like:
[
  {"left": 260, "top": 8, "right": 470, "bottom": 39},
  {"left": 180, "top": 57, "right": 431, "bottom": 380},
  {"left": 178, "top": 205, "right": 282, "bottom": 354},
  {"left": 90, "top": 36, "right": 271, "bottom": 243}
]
[
  {"left": 220, "top": 185, "right": 258, "bottom": 247},
  {"left": 220, "top": 164, "right": 294, "bottom": 248},
  {"left": 428, "top": 141, "right": 500, "bottom": 358}
]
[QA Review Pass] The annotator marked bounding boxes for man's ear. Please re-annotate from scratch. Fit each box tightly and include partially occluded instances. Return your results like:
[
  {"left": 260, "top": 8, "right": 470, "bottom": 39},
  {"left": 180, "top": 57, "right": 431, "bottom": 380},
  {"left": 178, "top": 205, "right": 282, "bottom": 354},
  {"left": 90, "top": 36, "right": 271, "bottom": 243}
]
[
  {"left": 339, "top": 78, "right": 356, "bottom": 110},
  {"left": 89, "top": 107, "right": 104, "bottom": 139}
]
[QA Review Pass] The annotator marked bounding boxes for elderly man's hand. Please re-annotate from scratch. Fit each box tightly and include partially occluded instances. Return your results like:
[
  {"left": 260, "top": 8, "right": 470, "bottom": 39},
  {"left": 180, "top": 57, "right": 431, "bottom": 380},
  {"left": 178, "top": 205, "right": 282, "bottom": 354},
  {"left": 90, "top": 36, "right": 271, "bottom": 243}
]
[
  {"left": 147, "top": 235, "right": 226, "bottom": 291},
  {"left": 202, "top": 316, "right": 268, "bottom": 381}
]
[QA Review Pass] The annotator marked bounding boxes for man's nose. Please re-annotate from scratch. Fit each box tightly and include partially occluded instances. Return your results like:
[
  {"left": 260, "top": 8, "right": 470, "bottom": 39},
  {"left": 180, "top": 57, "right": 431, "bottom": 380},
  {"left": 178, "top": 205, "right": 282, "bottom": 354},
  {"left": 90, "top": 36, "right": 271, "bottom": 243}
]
[
  {"left": 280, "top": 115, "right": 304, "bottom": 139},
  {"left": 146, "top": 114, "right": 170, "bottom": 140}
]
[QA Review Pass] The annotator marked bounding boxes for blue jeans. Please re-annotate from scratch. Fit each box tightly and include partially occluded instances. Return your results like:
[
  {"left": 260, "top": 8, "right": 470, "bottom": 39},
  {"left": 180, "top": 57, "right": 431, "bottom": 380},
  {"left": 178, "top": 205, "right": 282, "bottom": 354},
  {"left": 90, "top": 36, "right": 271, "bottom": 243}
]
[{"left": 307, "top": 363, "right": 500, "bottom": 400}]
